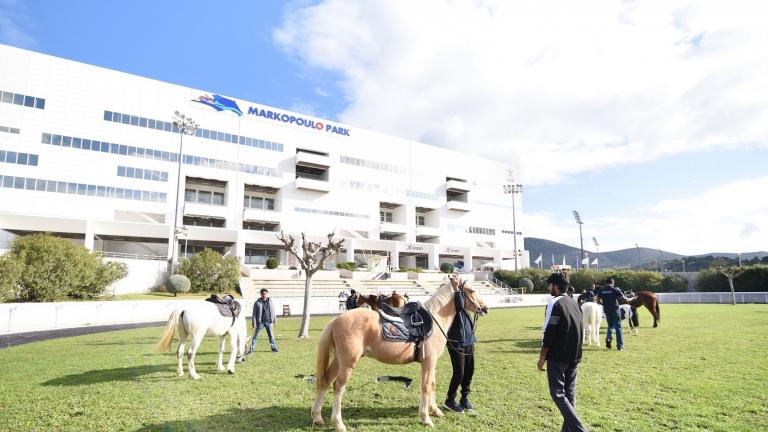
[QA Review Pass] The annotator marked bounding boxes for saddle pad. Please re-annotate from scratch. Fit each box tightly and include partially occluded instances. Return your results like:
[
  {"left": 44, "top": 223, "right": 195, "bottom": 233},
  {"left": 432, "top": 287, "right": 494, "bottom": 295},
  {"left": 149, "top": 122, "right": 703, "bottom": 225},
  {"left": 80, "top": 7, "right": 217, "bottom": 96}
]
[
  {"left": 379, "top": 301, "right": 433, "bottom": 343},
  {"left": 205, "top": 295, "right": 241, "bottom": 318}
]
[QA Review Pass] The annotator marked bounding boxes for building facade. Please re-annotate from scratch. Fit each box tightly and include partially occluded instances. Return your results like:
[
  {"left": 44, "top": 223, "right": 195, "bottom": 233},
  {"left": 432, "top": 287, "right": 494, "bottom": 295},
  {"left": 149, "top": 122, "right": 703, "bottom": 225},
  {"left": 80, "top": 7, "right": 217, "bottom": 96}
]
[{"left": 0, "top": 44, "right": 528, "bottom": 271}]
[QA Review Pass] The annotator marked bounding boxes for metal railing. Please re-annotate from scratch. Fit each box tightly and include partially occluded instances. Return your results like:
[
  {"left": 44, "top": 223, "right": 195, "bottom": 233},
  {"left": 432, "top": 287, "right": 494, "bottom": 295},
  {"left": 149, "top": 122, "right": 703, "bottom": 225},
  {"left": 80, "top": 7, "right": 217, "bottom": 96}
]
[
  {"left": 485, "top": 273, "right": 521, "bottom": 295},
  {"left": 98, "top": 251, "right": 167, "bottom": 261}
]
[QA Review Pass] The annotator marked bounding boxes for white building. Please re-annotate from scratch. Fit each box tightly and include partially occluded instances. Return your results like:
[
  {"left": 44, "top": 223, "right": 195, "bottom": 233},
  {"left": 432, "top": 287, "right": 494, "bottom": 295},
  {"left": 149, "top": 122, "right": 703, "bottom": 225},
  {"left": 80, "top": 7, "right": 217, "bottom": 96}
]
[{"left": 0, "top": 44, "right": 528, "bottom": 275}]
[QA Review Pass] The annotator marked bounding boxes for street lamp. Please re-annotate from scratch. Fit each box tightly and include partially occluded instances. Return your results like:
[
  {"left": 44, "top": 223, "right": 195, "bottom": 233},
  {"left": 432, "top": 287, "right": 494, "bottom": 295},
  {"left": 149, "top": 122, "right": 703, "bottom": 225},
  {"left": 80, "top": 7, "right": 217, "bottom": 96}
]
[
  {"left": 572, "top": 211, "right": 584, "bottom": 268},
  {"left": 503, "top": 182, "right": 523, "bottom": 271},
  {"left": 592, "top": 236, "right": 599, "bottom": 271},
  {"left": 681, "top": 258, "right": 686, "bottom": 272},
  {"left": 169, "top": 111, "right": 198, "bottom": 271}
]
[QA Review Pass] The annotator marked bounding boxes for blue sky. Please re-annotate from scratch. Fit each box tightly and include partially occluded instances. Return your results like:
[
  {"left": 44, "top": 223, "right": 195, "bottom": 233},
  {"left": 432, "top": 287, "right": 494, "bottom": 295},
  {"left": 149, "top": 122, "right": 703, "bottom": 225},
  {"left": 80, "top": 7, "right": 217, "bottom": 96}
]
[{"left": 2, "top": 0, "right": 766, "bottom": 255}]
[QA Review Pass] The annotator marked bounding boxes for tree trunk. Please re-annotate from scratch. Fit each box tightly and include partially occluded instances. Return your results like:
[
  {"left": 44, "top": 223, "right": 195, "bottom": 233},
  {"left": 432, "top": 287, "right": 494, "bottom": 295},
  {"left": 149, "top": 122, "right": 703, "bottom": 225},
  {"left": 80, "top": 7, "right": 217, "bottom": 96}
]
[
  {"left": 729, "top": 276, "right": 736, "bottom": 305},
  {"left": 298, "top": 274, "right": 313, "bottom": 338}
]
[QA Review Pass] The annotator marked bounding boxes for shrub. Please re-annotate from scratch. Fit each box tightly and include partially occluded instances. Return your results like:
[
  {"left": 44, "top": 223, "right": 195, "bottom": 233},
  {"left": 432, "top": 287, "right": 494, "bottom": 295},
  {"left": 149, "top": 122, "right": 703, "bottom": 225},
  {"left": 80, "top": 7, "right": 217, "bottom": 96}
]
[
  {"left": 696, "top": 265, "right": 768, "bottom": 292},
  {"left": 494, "top": 268, "right": 550, "bottom": 293},
  {"left": 661, "top": 274, "right": 689, "bottom": 292},
  {"left": 168, "top": 274, "right": 191, "bottom": 296},
  {"left": 0, "top": 253, "right": 24, "bottom": 302},
  {"left": 265, "top": 257, "right": 279, "bottom": 269},
  {"left": 336, "top": 262, "right": 358, "bottom": 271},
  {"left": 289, "top": 266, "right": 297, "bottom": 270},
  {"left": 176, "top": 249, "right": 240, "bottom": 293},
  {"left": 518, "top": 277, "right": 534, "bottom": 293},
  {"left": 2, "top": 233, "right": 127, "bottom": 302},
  {"left": 440, "top": 262, "right": 454, "bottom": 274},
  {"left": 399, "top": 267, "right": 423, "bottom": 273}
]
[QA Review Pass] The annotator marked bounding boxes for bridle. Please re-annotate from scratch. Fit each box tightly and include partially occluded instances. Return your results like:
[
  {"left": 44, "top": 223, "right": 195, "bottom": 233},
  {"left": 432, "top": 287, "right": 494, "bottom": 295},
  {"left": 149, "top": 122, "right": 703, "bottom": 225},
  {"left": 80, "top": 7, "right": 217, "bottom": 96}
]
[{"left": 427, "top": 277, "right": 485, "bottom": 357}]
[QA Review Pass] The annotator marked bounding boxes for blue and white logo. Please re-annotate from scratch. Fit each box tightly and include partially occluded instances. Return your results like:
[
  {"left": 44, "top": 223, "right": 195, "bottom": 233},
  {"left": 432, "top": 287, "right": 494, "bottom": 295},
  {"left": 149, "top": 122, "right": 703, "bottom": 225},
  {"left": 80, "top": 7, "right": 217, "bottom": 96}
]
[{"left": 193, "top": 94, "right": 243, "bottom": 116}]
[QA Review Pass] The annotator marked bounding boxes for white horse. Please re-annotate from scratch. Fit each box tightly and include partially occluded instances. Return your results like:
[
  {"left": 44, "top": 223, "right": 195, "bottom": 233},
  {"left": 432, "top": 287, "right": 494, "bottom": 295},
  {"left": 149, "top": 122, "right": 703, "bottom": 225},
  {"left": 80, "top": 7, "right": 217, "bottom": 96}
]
[
  {"left": 581, "top": 302, "right": 603, "bottom": 346},
  {"left": 156, "top": 300, "right": 247, "bottom": 379},
  {"left": 619, "top": 304, "right": 638, "bottom": 335}
]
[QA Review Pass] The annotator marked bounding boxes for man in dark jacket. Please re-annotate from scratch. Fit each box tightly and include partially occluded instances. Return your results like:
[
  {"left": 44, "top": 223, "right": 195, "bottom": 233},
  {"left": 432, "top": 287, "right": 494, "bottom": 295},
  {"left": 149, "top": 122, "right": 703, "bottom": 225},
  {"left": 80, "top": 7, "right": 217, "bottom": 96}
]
[
  {"left": 538, "top": 272, "right": 587, "bottom": 432},
  {"left": 345, "top": 289, "right": 359, "bottom": 310},
  {"left": 444, "top": 278, "right": 478, "bottom": 414},
  {"left": 248, "top": 288, "right": 278, "bottom": 354},
  {"left": 597, "top": 277, "right": 624, "bottom": 350}
]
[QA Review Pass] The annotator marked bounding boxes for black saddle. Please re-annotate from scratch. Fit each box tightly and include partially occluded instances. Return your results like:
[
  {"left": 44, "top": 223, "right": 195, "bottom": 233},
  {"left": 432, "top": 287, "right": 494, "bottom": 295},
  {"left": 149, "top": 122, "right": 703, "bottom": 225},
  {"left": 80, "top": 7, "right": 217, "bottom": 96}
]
[
  {"left": 205, "top": 294, "right": 241, "bottom": 319},
  {"left": 378, "top": 301, "right": 434, "bottom": 362}
]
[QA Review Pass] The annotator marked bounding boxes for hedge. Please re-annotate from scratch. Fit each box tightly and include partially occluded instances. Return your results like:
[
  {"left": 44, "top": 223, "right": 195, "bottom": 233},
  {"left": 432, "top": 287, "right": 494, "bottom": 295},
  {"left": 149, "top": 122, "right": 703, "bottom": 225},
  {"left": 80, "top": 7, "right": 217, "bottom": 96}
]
[
  {"left": 696, "top": 265, "right": 768, "bottom": 292},
  {"left": 494, "top": 268, "right": 687, "bottom": 293},
  {"left": 176, "top": 248, "right": 240, "bottom": 293}
]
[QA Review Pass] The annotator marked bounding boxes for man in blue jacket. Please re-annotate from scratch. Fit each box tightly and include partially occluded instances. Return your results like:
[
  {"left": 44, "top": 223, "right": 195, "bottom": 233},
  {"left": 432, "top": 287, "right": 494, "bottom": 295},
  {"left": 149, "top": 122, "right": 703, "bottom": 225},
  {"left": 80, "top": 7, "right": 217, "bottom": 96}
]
[
  {"left": 538, "top": 272, "right": 587, "bottom": 432},
  {"left": 597, "top": 277, "right": 624, "bottom": 351},
  {"left": 248, "top": 288, "right": 278, "bottom": 354},
  {"left": 444, "top": 278, "right": 478, "bottom": 414}
]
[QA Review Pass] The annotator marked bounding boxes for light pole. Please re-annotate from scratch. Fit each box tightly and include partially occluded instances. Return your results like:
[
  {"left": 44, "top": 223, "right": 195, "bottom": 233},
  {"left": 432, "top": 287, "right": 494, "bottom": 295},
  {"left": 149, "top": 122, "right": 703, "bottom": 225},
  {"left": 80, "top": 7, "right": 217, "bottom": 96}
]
[
  {"left": 169, "top": 111, "right": 198, "bottom": 272},
  {"left": 503, "top": 182, "right": 523, "bottom": 271},
  {"left": 737, "top": 253, "right": 742, "bottom": 268},
  {"left": 592, "top": 236, "right": 599, "bottom": 271},
  {"left": 572, "top": 211, "right": 584, "bottom": 268},
  {"left": 635, "top": 243, "right": 641, "bottom": 270},
  {"left": 681, "top": 258, "right": 686, "bottom": 272}
]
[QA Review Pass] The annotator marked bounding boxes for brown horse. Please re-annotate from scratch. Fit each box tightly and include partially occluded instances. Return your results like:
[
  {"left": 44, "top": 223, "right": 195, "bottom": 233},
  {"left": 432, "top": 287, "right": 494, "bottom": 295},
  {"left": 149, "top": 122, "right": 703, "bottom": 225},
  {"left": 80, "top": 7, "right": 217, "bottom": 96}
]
[
  {"left": 619, "top": 291, "right": 661, "bottom": 327},
  {"left": 356, "top": 292, "right": 406, "bottom": 311},
  {"left": 311, "top": 277, "right": 488, "bottom": 431}
]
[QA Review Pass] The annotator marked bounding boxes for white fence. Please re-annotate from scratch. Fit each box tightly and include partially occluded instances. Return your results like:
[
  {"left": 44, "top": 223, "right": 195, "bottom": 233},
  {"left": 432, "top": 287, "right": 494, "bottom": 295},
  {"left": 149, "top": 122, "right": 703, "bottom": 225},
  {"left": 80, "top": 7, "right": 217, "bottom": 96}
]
[{"left": 1, "top": 292, "right": 765, "bottom": 335}]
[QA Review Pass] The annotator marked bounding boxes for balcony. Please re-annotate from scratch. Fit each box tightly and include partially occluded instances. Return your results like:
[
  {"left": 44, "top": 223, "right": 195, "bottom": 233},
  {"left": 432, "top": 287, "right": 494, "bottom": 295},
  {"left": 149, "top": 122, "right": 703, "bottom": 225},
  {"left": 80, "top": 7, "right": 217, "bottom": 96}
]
[
  {"left": 184, "top": 202, "right": 229, "bottom": 219},
  {"left": 295, "top": 177, "right": 331, "bottom": 192},
  {"left": 296, "top": 151, "right": 331, "bottom": 169},
  {"left": 447, "top": 200, "right": 470, "bottom": 212},
  {"left": 380, "top": 222, "right": 409, "bottom": 235},
  {"left": 446, "top": 179, "right": 471, "bottom": 193},
  {"left": 416, "top": 225, "right": 441, "bottom": 237},
  {"left": 243, "top": 208, "right": 281, "bottom": 223}
]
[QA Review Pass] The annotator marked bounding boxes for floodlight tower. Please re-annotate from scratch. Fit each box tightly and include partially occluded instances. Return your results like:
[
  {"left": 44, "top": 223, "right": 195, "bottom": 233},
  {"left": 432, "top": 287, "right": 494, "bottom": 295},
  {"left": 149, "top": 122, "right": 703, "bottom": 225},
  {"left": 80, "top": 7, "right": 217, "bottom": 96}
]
[
  {"left": 592, "top": 236, "right": 599, "bottom": 271},
  {"left": 169, "top": 111, "right": 198, "bottom": 271},
  {"left": 572, "top": 211, "right": 584, "bottom": 268},
  {"left": 503, "top": 177, "right": 523, "bottom": 271}
]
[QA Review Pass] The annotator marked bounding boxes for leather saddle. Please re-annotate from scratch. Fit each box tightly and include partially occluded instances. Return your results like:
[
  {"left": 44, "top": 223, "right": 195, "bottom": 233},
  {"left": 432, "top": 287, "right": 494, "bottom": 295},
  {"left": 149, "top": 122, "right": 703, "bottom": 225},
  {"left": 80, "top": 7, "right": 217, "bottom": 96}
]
[
  {"left": 378, "top": 301, "right": 433, "bottom": 362},
  {"left": 205, "top": 294, "right": 241, "bottom": 319}
]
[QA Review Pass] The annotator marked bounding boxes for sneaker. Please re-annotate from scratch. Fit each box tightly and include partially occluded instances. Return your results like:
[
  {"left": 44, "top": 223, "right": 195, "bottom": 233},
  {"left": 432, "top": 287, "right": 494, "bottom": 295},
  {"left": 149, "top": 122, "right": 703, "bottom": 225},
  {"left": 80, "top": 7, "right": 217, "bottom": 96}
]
[
  {"left": 444, "top": 399, "right": 464, "bottom": 413},
  {"left": 605, "top": 339, "right": 612, "bottom": 349},
  {"left": 460, "top": 398, "right": 475, "bottom": 411},
  {"left": 271, "top": 348, "right": 279, "bottom": 353},
  {"left": 617, "top": 347, "right": 623, "bottom": 351}
]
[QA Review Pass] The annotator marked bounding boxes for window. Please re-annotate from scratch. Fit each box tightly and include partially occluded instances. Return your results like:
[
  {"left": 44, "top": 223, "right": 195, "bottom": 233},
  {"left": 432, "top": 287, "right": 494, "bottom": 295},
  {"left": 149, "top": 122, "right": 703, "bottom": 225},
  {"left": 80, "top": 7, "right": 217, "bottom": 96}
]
[
  {"left": 416, "top": 215, "right": 425, "bottom": 226},
  {"left": 380, "top": 211, "right": 393, "bottom": 223},
  {"left": 244, "top": 248, "right": 278, "bottom": 265},
  {"left": 34, "top": 98, "right": 45, "bottom": 109}
]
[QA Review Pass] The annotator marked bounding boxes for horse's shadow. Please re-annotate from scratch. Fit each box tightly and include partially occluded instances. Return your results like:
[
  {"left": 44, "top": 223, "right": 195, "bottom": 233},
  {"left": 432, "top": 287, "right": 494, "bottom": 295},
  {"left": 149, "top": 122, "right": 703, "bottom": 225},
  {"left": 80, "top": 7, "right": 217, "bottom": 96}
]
[
  {"left": 42, "top": 364, "right": 176, "bottom": 386},
  {"left": 135, "top": 405, "right": 417, "bottom": 432}
]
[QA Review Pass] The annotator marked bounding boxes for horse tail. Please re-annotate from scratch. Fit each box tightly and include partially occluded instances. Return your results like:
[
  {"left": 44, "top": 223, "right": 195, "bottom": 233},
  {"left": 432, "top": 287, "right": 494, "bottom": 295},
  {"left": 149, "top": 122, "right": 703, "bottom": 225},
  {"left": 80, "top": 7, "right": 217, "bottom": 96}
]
[
  {"left": 316, "top": 319, "right": 335, "bottom": 390},
  {"left": 156, "top": 309, "right": 183, "bottom": 352}
]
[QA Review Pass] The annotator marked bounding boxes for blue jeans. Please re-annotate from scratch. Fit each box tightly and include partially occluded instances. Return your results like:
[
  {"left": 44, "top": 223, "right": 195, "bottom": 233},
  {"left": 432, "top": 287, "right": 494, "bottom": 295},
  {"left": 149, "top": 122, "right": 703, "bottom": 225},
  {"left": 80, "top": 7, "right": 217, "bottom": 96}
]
[
  {"left": 605, "top": 312, "right": 623, "bottom": 350},
  {"left": 250, "top": 322, "right": 277, "bottom": 352}
]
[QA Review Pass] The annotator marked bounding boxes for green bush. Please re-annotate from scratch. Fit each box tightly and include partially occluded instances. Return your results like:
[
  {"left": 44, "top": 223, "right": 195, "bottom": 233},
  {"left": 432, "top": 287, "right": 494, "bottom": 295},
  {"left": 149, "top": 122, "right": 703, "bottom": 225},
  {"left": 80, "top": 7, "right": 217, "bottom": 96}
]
[
  {"left": 265, "top": 257, "right": 279, "bottom": 269},
  {"left": 0, "top": 253, "right": 24, "bottom": 302},
  {"left": 176, "top": 249, "right": 240, "bottom": 293},
  {"left": 494, "top": 268, "right": 551, "bottom": 293},
  {"left": 398, "top": 267, "right": 423, "bottom": 273},
  {"left": 336, "top": 262, "right": 358, "bottom": 271},
  {"left": 168, "top": 274, "right": 191, "bottom": 296},
  {"left": 696, "top": 265, "right": 768, "bottom": 292},
  {"left": 518, "top": 278, "right": 534, "bottom": 293},
  {"left": 661, "top": 274, "right": 689, "bottom": 292},
  {"left": 2, "top": 233, "right": 127, "bottom": 302},
  {"left": 440, "top": 262, "right": 454, "bottom": 274}
]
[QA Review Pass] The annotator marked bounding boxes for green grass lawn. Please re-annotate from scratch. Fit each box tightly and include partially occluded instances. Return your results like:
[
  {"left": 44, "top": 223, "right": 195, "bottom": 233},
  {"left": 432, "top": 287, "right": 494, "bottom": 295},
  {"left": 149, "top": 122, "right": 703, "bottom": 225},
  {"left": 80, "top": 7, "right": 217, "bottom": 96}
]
[{"left": 0, "top": 304, "right": 766, "bottom": 431}]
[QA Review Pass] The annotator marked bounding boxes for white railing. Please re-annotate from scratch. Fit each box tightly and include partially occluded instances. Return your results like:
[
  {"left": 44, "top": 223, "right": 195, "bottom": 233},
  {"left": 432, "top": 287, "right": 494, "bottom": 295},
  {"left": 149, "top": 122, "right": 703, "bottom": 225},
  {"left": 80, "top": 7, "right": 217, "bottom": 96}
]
[
  {"left": 98, "top": 251, "right": 167, "bottom": 261},
  {"left": 656, "top": 292, "right": 768, "bottom": 304},
  {"left": 485, "top": 273, "right": 521, "bottom": 295}
]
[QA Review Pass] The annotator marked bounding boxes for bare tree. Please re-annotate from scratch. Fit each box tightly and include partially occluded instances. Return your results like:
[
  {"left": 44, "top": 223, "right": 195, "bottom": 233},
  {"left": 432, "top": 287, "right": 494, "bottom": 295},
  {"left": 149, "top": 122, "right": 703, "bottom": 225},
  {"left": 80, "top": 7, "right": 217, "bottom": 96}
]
[
  {"left": 277, "top": 231, "right": 344, "bottom": 338},
  {"left": 718, "top": 266, "right": 746, "bottom": 305}
]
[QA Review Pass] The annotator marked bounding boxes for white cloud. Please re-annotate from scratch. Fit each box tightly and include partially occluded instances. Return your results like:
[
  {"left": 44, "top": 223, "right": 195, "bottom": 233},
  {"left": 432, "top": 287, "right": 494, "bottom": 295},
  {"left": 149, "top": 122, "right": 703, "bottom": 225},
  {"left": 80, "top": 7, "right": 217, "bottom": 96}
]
[
  {"left": 0, "top": 0, "right": 37, "bottom": 48},
  {"left": 524, "top": 177, "right": 768, "bottom": 255},
  {"left": 275, "top": 0, "right": 768, "bottom": 184}
]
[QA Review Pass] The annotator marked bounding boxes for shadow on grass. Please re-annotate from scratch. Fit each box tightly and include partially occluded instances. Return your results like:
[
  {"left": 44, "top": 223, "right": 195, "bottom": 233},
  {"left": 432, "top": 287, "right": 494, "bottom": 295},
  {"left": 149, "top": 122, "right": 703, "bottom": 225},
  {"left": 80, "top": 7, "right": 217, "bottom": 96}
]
[
  {"left": 42, "top": 364, "right": 176, "bottom": 386},
  {"left": 135, "top": 405, "right": 418, "bottom": 432}
]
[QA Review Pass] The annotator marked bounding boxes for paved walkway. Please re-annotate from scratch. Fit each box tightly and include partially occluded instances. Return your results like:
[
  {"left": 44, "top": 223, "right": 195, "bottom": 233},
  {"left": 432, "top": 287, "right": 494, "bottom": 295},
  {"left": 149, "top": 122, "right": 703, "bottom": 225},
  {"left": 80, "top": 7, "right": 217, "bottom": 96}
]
[{"left": 0, "top": 321, "right": 165, "bottom": 349}]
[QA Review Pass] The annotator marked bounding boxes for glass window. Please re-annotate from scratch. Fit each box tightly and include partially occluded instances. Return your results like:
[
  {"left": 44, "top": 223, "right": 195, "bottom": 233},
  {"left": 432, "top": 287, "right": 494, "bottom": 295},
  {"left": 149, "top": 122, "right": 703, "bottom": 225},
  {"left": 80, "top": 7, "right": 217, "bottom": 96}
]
[
  {"left": 117, "top": 166, "right": 126, "bottom": 176},
  {"left": 126, "top": 167, "right": 135, "bottom": 178},
  {"left": 202, "top": 129, "right": 210, "bottom": 139},
  {"left": 121, "top": 114, "right": 130, "bottom": 124},
  {"left": 137, "top": 147, "right": 145, "bottom": 157},
  {"left": 115, "top": 188, "right": 124, "bottom": 199},
  {"left": 1, "top": 92, "right": 12, "bottom": 103},
  {"left": 212, "top": 192, "right": 224, "bottom": 205},
  {"left": 57, "top": 181, "right": 67, "bottom": 193},
  {"left": 185, "top": 189, "right": 196, "bottom": 202},
  {"left": 52, "top": 135, "right": 61, "bottom": 145},
  {"left": 6, "top": 151, "right": 17, "bottom": 163},
  {"left": 133, "top": 190, "right": 141, "bottom": 200},
  {"left": 104, "top": 111, "right": 113, "bottom": 121},
  {"left": 36, "top": 179, "right": 46, "bottom": 191},
  {"left": 77, "top": 184, "right": 87, "bottom": 195},
  {"left": 13, "top": 94, "right": 24, "bottom": 105},
  {"left": 2, "top": 176, "right": 13, "bottom": 188},
  {"left": 91, "top": 141, "right": 101, "bottom": 152},
  {"left": 82, "top": 139, "right": 91, "bottom": 150},
  {"left": 198, "top": 190, "right": 212, "bottom": 204},
  {"left": 25, "top": 178, "right": 35, "bottom": 190},
  {"left": 160, "top": 192, "right": 167, "bottom": 202},
  {"left": 150, "top": 191, "right": 159, "bottom": 202},
  {"left": 17, "top": 153, "right": 28, "bottom": 165},
  {"left": 87, "top": 185, "right": 96, "bottom": 196},
  {"left": 224, "top": 133, "right": 231, "bottom": 142},
  {"left": 239, "top": 136, "right": 245, "bottom": 144},
  {"left": 141, "top": 191, "right": 150, "bottom": 201},
  {"left": 161, "top": 151, "right": 169, "bottom": 161},
  {"left": 110, "top": 143, "right": 119, "bottom": 153},
  {"left": 266, "top": 198, "right": 275, "bottom": 210},
  {"left": 101, "top": 142, "right": 109, "bottom": 152},
  {"left": 72, "top": 137, "right": 81, "bottom": 149},
  {"left": 139, "top": 117, "right": 147, "bottom": 128},
  {"left": 46, "top": 181, "right": 56, "bottom": 192},
  {"left": 243, "top": 196, "right": 250, "bottom": 207},
  {"left": 163, "top": 122, "right": 172, "bottom": 132},
  {"left": 127, "top": 146, "right": 136, "bottom": 156},
  {"left": 34, "top": 98, "right": 45, "bottom": 109},
  {"left": 172, "top": 125, "right": 180, "bottom": 134},
  {"left": 13, "top": 177, "right": 24, "bottom": 189},
  {"left": 62, "top": 136, "right": 72, "bottom": 147},
  {"left": 161, "top": 172, "right": 168, "bottom": 182},
  {"left": 118, "top": 145, "right": 127, "bottom": 155},
  {"left": 0, "top": 150, "right": 4, "bottom": 162},
  {"left": 97, "top": 186, "right": 106, "bottom": 197},
  {"left": 130, "top": 116, "right": 139, "bottom": 126},
  {"left": 113, "top": 112, "right": 121, "bottom": 123},
  {"left": 195, "top": 128, "right": 203, "bottom": 137},
  {"left": 28, "top": 154, "right": 38, "bottom": 166},
  {"left": 42, "top": 133, "right": 52, "bottom": 144},
  {"left": 147, "top": 119, "right": 155, "bottom": 129}
]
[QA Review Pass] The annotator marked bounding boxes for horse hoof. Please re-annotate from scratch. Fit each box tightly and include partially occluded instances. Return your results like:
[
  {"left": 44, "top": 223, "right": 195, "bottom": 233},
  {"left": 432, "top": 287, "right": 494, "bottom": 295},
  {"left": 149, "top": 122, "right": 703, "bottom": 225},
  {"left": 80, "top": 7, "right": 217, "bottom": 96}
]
[
  {"left": 433, "top": 408, "right": 444, "bottom": 417},
  {"left": 227, "top": 370, "right": 235, "bottom": 375},
  {"left": 422, "top": 419, "right": 435, "bottom": 428},
  {"left": 191, "top": 374, "right": 201, "bottom": 380},
  {"left": 312, "top": 417, "right": 325, "bottom": 426}
]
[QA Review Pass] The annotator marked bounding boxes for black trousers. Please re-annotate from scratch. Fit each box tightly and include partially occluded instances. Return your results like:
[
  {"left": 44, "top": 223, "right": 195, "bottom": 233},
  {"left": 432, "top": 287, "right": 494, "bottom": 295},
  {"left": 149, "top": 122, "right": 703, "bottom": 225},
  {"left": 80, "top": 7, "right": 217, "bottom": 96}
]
[
  {"left": 547, "top": 360, "right": 588, "bottom": 432},
  {"left": 446, "top": 344, "right": 474, "bottom": 401}
]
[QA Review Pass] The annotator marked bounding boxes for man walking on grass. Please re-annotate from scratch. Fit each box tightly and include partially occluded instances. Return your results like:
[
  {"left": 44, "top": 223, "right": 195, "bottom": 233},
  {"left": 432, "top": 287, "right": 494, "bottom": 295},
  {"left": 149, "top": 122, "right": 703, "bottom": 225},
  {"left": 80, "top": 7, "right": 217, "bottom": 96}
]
[
  {"left": 248, "top": 288, "right": 278, "bottom": 354},
  {"left": 538, "top": 272, "right": 587, "bottom": 432}
]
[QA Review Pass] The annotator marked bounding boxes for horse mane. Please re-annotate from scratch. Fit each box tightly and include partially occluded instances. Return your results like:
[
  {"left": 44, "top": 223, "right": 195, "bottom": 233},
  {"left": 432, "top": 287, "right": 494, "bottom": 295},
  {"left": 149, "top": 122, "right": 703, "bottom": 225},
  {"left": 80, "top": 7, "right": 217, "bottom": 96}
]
[{"left": 423, "top": 278, "right": 454, "bottom": 313}]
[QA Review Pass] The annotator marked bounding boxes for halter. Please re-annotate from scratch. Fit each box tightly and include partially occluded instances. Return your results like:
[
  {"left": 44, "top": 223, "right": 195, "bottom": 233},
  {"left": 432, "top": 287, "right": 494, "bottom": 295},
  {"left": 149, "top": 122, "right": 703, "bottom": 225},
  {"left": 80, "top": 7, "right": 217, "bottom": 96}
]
[{"left": 426, "top": 278, "right": 483, "bottom": 357}]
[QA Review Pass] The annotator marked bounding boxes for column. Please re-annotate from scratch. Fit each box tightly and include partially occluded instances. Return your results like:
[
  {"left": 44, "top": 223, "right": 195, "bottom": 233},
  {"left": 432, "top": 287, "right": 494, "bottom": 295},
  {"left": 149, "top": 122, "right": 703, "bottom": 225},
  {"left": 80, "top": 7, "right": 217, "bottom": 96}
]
[
  {"left": 84, "top": 220, "right": 94, "bottom": 252},
  {"left": 345, "top": 239, "right": 355, "bottom": 264},
  {"left": 428, "top": 245, "right": 439, "bottom": 271},
  {"left": 235, "top": 233, "right": 246, "bottom": 264},
  {"left": 463, "top": 250, "right": 473, "bottom": 272},
  {"left": 391, "top": 243, "right": 401, "bottom": 271}
]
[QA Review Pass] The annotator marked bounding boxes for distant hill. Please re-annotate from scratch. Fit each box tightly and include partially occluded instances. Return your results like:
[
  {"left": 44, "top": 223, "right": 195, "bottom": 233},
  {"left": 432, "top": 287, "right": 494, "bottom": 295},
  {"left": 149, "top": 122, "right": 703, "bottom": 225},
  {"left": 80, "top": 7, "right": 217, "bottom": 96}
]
[{"left": 523, "top": 238, "right": 767, "bottom": 270}]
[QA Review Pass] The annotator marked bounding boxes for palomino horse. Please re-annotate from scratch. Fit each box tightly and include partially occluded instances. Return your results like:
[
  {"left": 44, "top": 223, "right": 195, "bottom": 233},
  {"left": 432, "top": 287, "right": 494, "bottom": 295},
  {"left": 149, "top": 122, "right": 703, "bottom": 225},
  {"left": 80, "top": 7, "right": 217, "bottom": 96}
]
[
  {"left": 581, "top": 301, "right": 603, "bottom": 346},
  {"left": 619, "top": 291, "right": 660, "bottom": 327},
  {"left": 311, "top": 276, "right": 488, "bottom": 431},
  {"left": 356, "top": 292, "right": 406, "bottom": 311},
  {"left": 156, "top": 300, "right": 247, "bottom": 379}
]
